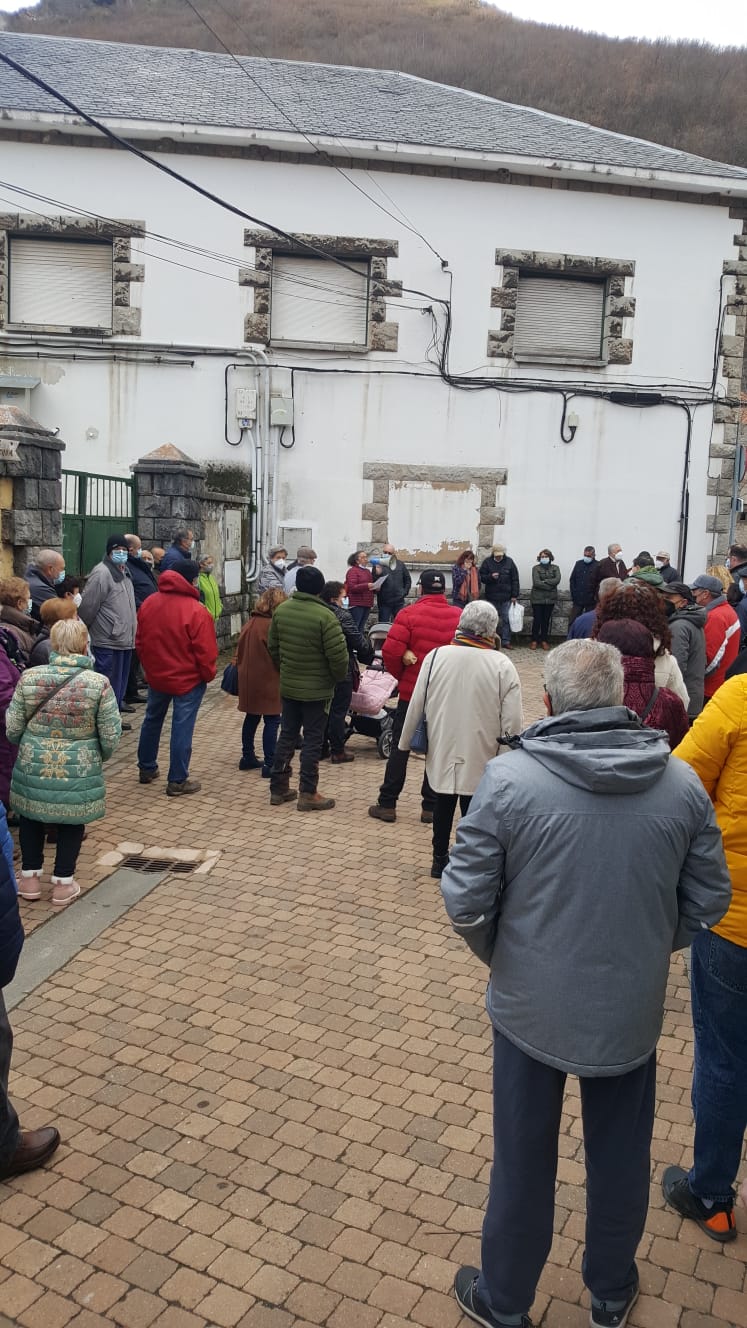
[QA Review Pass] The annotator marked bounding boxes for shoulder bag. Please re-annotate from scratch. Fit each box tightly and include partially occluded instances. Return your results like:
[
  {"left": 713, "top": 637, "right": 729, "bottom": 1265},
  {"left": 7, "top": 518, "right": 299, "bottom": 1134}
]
[
  {"left": 409, "top": 649, "right": 439, "bottom": 755},
  {"left": 26, "top": 668, "right": 85, "bottom": 725},
  {"left": 639, "top": 687, "right": 659, "bottom": 723}
]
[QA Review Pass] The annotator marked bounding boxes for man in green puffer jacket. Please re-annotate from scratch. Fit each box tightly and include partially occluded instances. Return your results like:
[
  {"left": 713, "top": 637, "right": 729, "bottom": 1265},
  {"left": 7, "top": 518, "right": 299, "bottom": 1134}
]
[{"left": 268, "top": 566, "right": 348, "bottom": 812}]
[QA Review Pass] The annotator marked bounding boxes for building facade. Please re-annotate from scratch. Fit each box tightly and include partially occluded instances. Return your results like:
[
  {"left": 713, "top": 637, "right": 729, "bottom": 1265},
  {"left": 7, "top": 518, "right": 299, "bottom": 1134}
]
[{"left": 0, "top": 32, "right": 745, "bottom": 590}]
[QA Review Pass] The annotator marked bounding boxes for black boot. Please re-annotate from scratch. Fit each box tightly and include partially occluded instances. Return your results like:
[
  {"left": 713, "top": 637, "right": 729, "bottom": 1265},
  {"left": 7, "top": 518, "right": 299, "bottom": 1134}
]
[{"left": 430, "top": 854, "right": 449, "bottom": 879}]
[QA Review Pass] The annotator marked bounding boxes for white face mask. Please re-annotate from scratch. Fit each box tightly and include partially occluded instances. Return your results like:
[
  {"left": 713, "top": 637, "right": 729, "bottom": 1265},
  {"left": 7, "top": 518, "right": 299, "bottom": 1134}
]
[
  {"left": 740, "top": 579, "right": 746, "bottom": 596},
  {"left": 273, "top": 558, "right": 286, "bottom": 570},
  {"left": 73, "top": 593, "right": 82, "bottom": 608},
  {"left": 616, "top": 552, "right": 624, "bottom": 562},
  {"left": 26, "top": 598, "right": 33, "bottom": 614},
  {"left": 655, "top": 559, "right": 665, "bottom": 568}
]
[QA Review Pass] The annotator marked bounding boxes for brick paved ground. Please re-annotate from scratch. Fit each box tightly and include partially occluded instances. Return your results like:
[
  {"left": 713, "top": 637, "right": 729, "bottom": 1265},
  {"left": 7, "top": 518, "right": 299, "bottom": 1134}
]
[{"left": 1, "top": 645, "right": 745, "bottom": 1328}]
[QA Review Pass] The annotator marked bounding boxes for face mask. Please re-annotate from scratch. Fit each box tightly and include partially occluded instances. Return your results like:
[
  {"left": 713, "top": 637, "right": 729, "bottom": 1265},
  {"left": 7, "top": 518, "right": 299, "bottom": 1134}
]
[
  {"left": 189, "top": 541, "right": 196, "bottom": 553},
  {"left": 26, "top": 598, "right": 33, "bottom": 614},
  {"left": 134, "top": 548, "right": 142, "bottom": 558},
  {"left": 494, "top": 555, "right": 503, "bottom": 562},
  {"left": 341, "top": 596, "right": 350, "bottom": 609},
  {"left": 540, "top": 557, "right": 550, "bottom": 566},
  {"left": 655, "top": 559, "right": 665, "bottom": 568},
  {"left": 273, "top": 558, "right": 286, "bottom": 570},
  {"left": 616, "top": 553, "right": 623, "bottom": 563},
  {"left": 111, "top": 549, "right": 128, "bottom": 565},
  {"left": 583, "top": 556, "right": 593, "bottom": 564},
  {"left": 740, "top": 579, "right": 746, "bottom": 596},
  {"left": 725, "top": 558, "right": 732, "bottom": 570},
  {"left": 664, "top": 601, "right": 675, "bottom": 617},
  {"left": 54, "top": 570, "right": 65, "bottom": 585},
  {"left": 73, "top": 593, "right": 82, "bottom": 608}
]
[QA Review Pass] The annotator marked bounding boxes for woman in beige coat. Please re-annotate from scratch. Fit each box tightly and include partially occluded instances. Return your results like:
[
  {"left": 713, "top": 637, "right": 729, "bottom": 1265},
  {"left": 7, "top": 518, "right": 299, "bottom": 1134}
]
[{"left": 399, "top": 601, "right": 523, "bottom": 878}]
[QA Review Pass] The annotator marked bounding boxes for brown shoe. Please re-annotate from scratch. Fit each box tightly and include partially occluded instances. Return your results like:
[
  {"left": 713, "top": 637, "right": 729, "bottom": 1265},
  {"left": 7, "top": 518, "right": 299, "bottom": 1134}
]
[
  {"left": 421, "top": 810, "right": 434, "bottom": 825},
  {"left": 139, "top": 766, "right": 160, "bottom": 784},
  {"left": 0, "top": 1127, "right": 61, "bottom": 1181},
  {"left": 530, "top": 641, "right": 538, "bottom": 650},
  {"left": 270, "top": 789, "right": 298, "bottom": 805},
  {"left": 297, "top": 791, "right": 335, "bottom": 811},
  {"left": 330, "top": 751, "right": 355, "bottom": 764},
  {"left": 541, "top": 642, "right": 550, "bottom": 651},
  {"left": 166, "top": 779, "right": 201, "bottom": 796},
  {"left": 368, "top": 804, "right": 396, "bottom": 823}
]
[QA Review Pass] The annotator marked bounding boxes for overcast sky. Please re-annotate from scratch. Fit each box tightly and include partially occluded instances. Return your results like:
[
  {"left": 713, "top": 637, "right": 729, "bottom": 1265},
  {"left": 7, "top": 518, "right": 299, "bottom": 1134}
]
[
  {"left": 0, "top": 0, "right": 745, "bottom": 45},
  {"left": 488, "top": 1, "right": 747, "bottom": 45}
]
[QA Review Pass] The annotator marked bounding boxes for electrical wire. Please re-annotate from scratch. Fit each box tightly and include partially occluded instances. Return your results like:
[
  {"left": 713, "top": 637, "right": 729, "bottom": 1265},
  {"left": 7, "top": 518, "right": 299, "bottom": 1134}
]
[{"left": 181, "top": 0, "right": 449, "bottom": 268}]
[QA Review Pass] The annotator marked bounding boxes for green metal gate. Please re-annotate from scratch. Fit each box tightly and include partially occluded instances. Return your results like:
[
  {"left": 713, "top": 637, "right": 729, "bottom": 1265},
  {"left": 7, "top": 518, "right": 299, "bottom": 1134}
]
[{"left": 62, "top": 470, "right": 137, "bottom": 576}]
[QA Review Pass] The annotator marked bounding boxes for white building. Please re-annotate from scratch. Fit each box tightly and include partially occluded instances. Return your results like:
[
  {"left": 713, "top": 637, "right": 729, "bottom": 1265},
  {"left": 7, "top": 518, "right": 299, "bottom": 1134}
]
[{"left": 0, "top": 30, "right": 745, "bottom": 586}]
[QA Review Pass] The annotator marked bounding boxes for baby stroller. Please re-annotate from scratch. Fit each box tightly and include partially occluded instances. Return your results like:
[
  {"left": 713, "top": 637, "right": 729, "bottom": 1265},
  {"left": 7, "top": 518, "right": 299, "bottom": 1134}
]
[{"left": 345, "top": 622, "right": 398, "bottom": 759}]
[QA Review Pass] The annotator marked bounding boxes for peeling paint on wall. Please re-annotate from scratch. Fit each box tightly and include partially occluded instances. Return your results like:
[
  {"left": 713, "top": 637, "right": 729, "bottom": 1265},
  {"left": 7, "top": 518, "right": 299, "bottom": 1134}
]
[{"left": 388, "top": 480, "right": 482, "bottom": 562}]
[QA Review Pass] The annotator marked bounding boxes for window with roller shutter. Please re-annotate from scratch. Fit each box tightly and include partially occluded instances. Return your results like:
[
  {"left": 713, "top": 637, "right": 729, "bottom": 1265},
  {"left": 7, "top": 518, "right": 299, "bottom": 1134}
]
[
  {"left": 269, "top": 255, "right": 370, "bottom": 350},
  {"left": 514, "top": 275, "right": 606, "bottom": 362},
  {"left": 9, "top": 237, "right": 113, "bottom": 331}
]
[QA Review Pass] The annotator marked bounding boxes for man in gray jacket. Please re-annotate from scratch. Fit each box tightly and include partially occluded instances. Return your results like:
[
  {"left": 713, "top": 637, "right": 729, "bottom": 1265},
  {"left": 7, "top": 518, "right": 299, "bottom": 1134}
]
[
  {"left": 442, "top": 639, "right": 730, "bottom": 1328},
  {"left": 78, "top": 534, "right": 137, "bottom": 722}
]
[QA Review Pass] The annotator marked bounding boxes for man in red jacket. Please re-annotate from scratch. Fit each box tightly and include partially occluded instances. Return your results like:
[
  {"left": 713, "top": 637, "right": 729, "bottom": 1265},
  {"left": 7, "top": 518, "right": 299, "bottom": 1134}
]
[
  {"left": 135, "top": 562, "right": 218, "bottom": 796},
  {"left": 691, "top": 574, "right": 740, "bottom": 701},
  {"left": 369, "top": 569, "right": 461, "bottom": 824}
]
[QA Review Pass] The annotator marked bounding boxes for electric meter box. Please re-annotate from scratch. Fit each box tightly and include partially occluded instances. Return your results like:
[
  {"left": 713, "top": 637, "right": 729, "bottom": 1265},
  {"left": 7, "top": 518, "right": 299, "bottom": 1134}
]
[
  {"left": 235, "top": 387, "right": 257, "bottom": 421},
  {"left": 270, "top": 395, "right": 294, "bottom": 427}
]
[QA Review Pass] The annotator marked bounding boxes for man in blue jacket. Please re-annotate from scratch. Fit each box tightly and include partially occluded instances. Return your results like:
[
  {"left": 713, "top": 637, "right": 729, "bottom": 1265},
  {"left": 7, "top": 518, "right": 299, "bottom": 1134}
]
[{"left": 0, "top": 810, "right": 60, "bottom": 1181}]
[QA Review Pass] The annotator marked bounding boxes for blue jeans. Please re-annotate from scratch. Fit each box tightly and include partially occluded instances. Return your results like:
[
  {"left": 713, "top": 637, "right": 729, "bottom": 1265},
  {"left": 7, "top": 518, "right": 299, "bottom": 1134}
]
[
  {"left": 479, "top": 1029, "right": 653, "bottom": 1316},
  {"left": 689, "top": 930, "right": 747, "bottom": 1204},
  {"left": 378, "top": 601, "right": 404, "bottom": 623},
  {"left": 496, "top": 600, "right": 511, "bottom": 646},
  {"left": 93, "top": 647, "right": 132, "bottom": 710},
  {"left": 137, "top": 682, "right": 206, "bottom": 784},
  {"left": 349, "top": 605, "right": 370, "bottom": 631},
  {"left": 241, "top": 713, "right": 280, "bottom": 767}
]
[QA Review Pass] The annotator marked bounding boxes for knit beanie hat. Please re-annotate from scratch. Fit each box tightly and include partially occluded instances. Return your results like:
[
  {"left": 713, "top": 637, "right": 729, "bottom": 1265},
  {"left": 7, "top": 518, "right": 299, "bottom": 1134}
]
[
  {"left": 296, "top": 565, "right": 325, "bottom": 596},
  {"left": 173, "top": 558, "right": 200, "bottom": 585},
  {"left": 106, "top": 533, "right": 128, "bottom": 553}
]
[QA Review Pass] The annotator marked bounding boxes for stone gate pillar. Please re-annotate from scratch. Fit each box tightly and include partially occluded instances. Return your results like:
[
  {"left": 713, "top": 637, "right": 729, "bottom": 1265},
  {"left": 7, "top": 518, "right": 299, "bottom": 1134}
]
[
  {"left": 130, "top": 443, "right": 206, "bottom": 548},
  {"left": 0, "top": 405, "right": 64, "bottom": 576}
]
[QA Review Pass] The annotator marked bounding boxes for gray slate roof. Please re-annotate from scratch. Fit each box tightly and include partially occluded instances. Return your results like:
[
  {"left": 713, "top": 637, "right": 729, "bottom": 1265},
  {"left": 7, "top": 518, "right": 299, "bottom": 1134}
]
[{"left": 0, "top": 31, "right": 745, "bottom": 182}]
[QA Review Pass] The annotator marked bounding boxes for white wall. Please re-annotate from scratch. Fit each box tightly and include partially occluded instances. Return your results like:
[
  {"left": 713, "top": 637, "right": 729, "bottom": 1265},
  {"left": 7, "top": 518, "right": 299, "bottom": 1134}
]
[{"left": 0, "top": 138, "right": 735, "bottom": 585}]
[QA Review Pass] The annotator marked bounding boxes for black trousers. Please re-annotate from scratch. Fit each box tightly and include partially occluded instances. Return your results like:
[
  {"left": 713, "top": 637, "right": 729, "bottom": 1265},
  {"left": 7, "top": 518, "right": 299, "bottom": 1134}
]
[
  {"left": 0, "top": 992, "right": 19, "bottom": 1168},
  {"left": 124, "top": 649, "right": 145, "bottom": 700},
  {"left": 378, "top": 600, "right": 405, "bottom": 624},
  {"left": 327, "top": 678, "right": 354, "bottom": 755},
  {"left": 19, "top": 817, "right": 85, "bottom": 879},
  {"left": 531, "top": 604, "right": 554, "bottom": 644},
  {"left": 478, "top": 1029, "right": 655, "bottom": 1317},
  {"left": 378, "top": 699, "right": 435, "bottom": 811},
  {"left": 271, "top": 697, "right": 328, "bottom": 794},
  {"left": 432, "top": 793, "right": 472, "bottom": 859}
]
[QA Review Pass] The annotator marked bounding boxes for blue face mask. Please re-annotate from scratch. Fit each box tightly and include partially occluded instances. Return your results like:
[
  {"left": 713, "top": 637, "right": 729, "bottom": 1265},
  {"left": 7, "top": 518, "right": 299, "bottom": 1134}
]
[
  {"left": 54, "top": 569, "right": 66, "bottom": 585},
  {"left": 111, "top": 549, "right": 128, "bottom": 565},
  {"left": 540, "top": 557, "right": 550, "bottom": 566},
  {"left": 341, "top": 596, "right": 350, "bottom": 609},
  {"left": 583, "top": 555, "right": 593, "bottom": 564}
]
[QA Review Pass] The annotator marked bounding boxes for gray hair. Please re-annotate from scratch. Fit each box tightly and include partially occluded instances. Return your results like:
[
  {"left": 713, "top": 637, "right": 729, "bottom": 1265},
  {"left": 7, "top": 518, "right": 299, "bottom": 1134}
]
[
  {"left": 544, "top": 640, "right": 624, "bottom": 714},
  {"left": 459, "top": 601, "right": 498, "bottom": 638},
  {"left": 608, "top": 543, "right": 620, "bottom": 556},
  {"left": 173, "top": 526, "right": 192, "bottom": 544},
  {"left": 36, "top": 548, "right": 62, "bottom": 571},
  {"left": 598, "top": 577, "right": 622, "bottom": 602}
]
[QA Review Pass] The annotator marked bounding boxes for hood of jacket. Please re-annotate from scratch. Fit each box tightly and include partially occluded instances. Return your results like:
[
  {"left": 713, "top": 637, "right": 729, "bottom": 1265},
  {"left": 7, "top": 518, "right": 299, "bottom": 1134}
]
[
  {"left": 629, "top": 567, "right": 665, "bottom": 589},
  {"left": 519, "top": 707, "right": 670, "bottom": 794},
  {"left": 705, "top": 593, "right": 727, "bottom": 613},
  {"left": 669, "top": 604, "right": 706, "bottom": 629},
  {"left": 156, "top": 571, "right": 200, "bottom": 600}
]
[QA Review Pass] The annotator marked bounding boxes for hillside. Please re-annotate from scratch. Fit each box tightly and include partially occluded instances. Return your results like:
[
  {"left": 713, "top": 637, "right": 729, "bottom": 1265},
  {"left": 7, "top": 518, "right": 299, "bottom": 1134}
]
[{"left": 5, "top": 0, "right": 747, "bottom": 168}]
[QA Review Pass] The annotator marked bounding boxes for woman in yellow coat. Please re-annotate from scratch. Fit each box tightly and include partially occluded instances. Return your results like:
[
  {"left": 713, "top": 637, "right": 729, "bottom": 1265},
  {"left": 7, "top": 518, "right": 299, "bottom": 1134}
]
[{"left": 663, "top": 674, "right": 746, "bottom": 1242}]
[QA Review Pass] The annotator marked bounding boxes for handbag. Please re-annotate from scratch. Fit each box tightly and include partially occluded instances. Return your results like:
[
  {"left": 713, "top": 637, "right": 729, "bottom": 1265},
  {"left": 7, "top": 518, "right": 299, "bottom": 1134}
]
[
  {"left": 221, "top": 661, "right": 239, "bottom": 696},
  {"left": 409, "top": 649, "right": 439, "bottom": 755}
]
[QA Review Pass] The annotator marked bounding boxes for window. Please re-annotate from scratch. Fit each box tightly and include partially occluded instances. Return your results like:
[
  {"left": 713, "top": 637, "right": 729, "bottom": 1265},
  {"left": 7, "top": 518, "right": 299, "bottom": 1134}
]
[
  {"left": 269, "top": 256, "right": 369, "bottom": 349},
  {"left": 9, "top": 238, "right": 113, "bottom": 331},
  {"left": 277, "top": 526, "right": 314, "bottom": 559},
  {"left": 514, "top": 276, "right": 605, "bottom": 362}
]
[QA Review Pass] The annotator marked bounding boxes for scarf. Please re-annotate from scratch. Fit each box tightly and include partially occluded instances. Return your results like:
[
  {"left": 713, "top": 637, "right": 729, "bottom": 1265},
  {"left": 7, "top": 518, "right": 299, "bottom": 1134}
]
[
  {"left": 457, "top": 564, "right": 480, "bottom": 602},
  {"left": 453, "top": 630, "right": 496, "bottom": 650}
]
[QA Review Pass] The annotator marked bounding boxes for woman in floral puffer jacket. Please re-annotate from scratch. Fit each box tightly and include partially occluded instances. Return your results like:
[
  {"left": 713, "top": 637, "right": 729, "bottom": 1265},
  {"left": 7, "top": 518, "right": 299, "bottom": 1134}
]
[{"left": 6, "top": 618, "right": 121, "bottom": 907}]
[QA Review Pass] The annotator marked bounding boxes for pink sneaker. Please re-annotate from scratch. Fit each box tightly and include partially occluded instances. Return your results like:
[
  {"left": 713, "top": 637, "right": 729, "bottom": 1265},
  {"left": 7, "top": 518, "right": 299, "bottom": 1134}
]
[
  {"left": 51, "top": 878, "right": 81, "bottom": 907},
  {"left": 18, "top": 872, "right": 42, "bottom": 902}
]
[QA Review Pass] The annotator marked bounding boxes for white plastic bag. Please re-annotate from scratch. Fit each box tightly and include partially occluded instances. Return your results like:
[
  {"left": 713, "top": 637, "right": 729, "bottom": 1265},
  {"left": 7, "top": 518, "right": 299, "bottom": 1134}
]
[{"left": 508, "top": 601, "right": 525, "bottom": 633}]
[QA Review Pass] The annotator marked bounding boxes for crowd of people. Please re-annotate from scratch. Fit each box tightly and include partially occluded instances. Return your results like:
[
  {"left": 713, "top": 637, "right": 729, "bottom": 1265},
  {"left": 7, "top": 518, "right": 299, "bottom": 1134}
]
[{"left": 0, "top": 525, "right": 746, "bottom": 1328}]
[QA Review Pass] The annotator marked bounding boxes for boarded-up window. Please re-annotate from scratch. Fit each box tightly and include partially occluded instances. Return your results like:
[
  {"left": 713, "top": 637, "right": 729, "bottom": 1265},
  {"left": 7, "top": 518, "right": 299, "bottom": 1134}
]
[
  {"left": 270, "top": 256, "right": 369, "bottom": 348},
  {"left": 514, "top": 276, "right": 605, "bottom": 360},
  {"left": 9, "top": 238, "right": 113, "bottom": 330}
]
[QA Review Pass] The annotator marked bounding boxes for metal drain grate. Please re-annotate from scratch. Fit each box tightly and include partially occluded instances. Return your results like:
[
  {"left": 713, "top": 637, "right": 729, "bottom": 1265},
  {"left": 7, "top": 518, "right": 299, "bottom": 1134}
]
[{"left": 121, "top": 855, "right": 198, "bottom": 875}]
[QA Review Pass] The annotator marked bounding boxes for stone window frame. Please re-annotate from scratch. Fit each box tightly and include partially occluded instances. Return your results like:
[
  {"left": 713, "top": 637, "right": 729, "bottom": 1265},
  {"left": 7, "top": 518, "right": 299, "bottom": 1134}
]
[
  {"left": 0, "top": 213, "right": 145, "bottom": 337},
  {"left": 241, "top": 230, "right": 401, "bottom": 353},
  {"left": 361, "top": 462, "right": 507, "bottom": 560},
  {"left": 488, "top": 248, "right": 636, "bottom": 367},
  {"left": 706, "top": 209, "right": 747, "bottom": 553}
]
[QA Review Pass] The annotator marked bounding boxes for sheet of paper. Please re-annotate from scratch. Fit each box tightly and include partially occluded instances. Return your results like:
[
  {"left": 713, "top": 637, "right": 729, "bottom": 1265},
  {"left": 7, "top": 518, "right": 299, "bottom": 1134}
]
[{"left": 371, "top": 575, "right": 389, "bottom": 590}]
